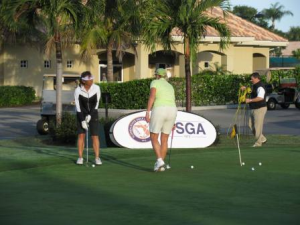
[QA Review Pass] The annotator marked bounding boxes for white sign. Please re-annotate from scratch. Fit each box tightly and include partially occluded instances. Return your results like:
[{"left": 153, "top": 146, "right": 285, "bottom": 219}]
[{"left": 110, "top": 111, "right": 217, "bottom": 149}]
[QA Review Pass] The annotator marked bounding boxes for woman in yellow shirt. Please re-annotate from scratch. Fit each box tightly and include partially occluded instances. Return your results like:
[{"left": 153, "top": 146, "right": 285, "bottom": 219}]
[{"left": 145, "top": 68, "right": 177, "bottom": 172}]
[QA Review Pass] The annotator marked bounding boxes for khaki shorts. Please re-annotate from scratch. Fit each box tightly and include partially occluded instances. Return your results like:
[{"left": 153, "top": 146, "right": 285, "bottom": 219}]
[{"left": 149, "top": 106, "right": 177, "bottom": 134}]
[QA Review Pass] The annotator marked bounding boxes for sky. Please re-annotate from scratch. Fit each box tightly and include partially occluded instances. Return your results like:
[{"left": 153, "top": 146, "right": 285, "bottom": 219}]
[{"left": 229, "top": 0, "right": 299, "bottom": 32}]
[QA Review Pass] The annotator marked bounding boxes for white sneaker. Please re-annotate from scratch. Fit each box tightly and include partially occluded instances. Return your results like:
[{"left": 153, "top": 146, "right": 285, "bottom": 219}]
[
  {"left": 95, "top": 158, "right": 102, "bottom": 165},
  {"left": 252, "top": 143, "right": 261, "bottom": 147},
  {"left": 154, "top": 159, "right": 165, "bottom": 172},
  {"left": 157, "top": 167, "right": 165, "bottom": 172},
  {"left": 76, "top": 158, "right": 83, "bottom": 165}
]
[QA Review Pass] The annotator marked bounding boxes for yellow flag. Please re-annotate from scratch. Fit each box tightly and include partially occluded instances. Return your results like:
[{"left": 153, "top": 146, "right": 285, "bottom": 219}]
[{"left": 230, "top": 125, "right": 238, "bottom": 139}]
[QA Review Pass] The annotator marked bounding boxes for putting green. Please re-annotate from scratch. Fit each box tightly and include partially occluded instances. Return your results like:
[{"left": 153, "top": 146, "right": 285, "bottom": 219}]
[{"left": 0, "top": 135, "right": 299, "bottom": 225}]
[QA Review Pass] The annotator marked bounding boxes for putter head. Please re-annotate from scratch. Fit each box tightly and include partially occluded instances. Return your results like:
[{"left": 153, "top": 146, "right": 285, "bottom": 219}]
[{"left": 166, "top": 164, "right": 171, "bottom": 169}]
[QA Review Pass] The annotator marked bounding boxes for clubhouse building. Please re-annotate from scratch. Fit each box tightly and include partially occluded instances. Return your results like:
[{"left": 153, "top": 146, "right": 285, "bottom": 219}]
[{"left": 0, "top": 7, "right": 288, "bottom": 97}]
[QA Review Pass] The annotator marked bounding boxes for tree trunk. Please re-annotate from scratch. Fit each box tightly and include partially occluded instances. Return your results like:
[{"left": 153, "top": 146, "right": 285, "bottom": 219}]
[
  {"left": 271, "top": 19, "right": 275, "bottom": 30},
  {"left": 107, "top": 40, "right": 114, "bottom": 82},
  {"left": 55, "top": 34, "right": 63, "bottom": 125},
  {"left": 184, "top": 37, "right": 192, "bottom": 112}
]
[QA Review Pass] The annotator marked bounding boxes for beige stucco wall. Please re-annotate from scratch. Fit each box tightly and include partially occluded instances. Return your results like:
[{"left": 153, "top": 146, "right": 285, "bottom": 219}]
[
  {"left": 231, "top": 47, "right": 254, "bottom": 74},
  {"left": 231, "top": 46, "right": 269, "bottom": 74},
  {"left": 1, "top": 42, "right": 271, "bottom": 97},
  {"left": 196, "top": 52, "right": 222, "bottom": 72},
  {"left": 2, "top": 44, "right": 100, "bottom": 97}
]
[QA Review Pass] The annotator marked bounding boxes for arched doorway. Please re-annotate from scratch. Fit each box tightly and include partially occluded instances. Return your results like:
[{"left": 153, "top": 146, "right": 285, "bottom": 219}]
[
  {"left": 98, "top": 51, "right": 135, "bottom": 82},
  {"left": 253, "top": 53, "right": 267, "bottom": 71},
  {"left": 195, "top": 51, "right": 227, "bottom": 74},
  {"left": 148, "top": 50, "right": 182, "bottom": 77}
]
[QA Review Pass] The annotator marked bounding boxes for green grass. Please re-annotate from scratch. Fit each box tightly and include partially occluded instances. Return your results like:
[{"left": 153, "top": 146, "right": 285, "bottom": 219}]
[{"left": 0, "top": 135, "right": 299, "bottom": 225}]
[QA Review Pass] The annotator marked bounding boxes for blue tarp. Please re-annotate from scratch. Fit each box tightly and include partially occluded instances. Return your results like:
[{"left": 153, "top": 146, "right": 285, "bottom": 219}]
[{"left": 270, "top": 57, "right": 300, "bottom": 67}]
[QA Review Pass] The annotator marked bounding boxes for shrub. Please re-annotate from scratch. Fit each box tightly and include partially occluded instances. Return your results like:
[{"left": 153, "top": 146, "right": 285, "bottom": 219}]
[
  {"left": 0, "top": 86, "right": 35, "bottom": 107},
  {"left": 98, "top": 74, "right": 251, "bottom": 109},
  {"left": 99, "top": 79, "right": 153, "bottom": 109},
  {"left": 49, "top": 113, "right": 78, "bottom": 144},
  {"left": 49, "top": 113, "right": 117, "bottom": 145}
]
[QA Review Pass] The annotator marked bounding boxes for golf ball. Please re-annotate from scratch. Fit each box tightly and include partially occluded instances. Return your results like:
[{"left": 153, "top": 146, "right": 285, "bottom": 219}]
[
  {"left": 251, "top": 167, "right": 255, "bottom": 171},
  {"left": 259, "top": 162, "right": 262, "bottom": 166},
  {"left": 242, "top": 162, "right": 245, "bottom": 166},
  {"left": 92, "top": 164, "right": 95, "bottom": 168},
  {"left": 191, "top": 165, "right": 194, "bottom": 169}
]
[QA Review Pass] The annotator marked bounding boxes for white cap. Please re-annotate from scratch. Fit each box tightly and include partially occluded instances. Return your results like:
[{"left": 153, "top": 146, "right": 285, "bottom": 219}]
[{"left": 81, "top": 76, "right": 94, "bottom": 81}]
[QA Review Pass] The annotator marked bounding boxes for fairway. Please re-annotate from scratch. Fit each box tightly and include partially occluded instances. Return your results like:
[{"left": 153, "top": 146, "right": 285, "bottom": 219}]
[{"left": 0, "top": 135, "right": 299, "bottom": 225}]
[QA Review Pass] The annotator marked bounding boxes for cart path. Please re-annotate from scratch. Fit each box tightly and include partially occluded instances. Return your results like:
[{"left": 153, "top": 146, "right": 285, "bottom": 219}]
[
  {"left": 0, "top": 105, "right": 299, "bottom": 140},
  {"left": 0, "top": 106, "right": 40, "bottom": 139}
]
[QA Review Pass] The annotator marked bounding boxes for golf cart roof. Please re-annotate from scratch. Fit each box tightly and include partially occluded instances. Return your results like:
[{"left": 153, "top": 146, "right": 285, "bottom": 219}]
[
  {"left": 43, "top": 74, "right": 81, "bottom": 78},
  {"left": 267, "top": 67, "right": 295, "bottom": 71}
]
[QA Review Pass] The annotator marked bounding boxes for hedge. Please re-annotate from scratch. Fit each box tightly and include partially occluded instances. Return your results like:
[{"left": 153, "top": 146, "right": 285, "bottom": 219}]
[
  {"left": 0, "top": 86, "right": 36, "bottom": 107},
  {"left": 98, "top": 74, "right": 252, "bottom": 109}
]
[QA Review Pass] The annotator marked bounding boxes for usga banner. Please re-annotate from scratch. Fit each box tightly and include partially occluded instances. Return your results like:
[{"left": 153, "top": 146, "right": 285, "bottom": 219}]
[{"left": 109, "top": 111, "right": 217, "bottom": 149}]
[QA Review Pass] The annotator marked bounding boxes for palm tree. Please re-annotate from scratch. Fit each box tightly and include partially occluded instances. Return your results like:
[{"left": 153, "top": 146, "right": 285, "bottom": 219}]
[
  {"left": 81, "top": 0, "right": 146, "bottom": 82},
  {"left": 262, "top": 2, "right": 293, "bottom": 30},
  {"left": 142, "top": 0, "right": 231, "bottom": 112},
  {"left": 2, "top": 0, "right": 84, "bottom": 124},
  {"left": 0, "top": 0, "right": 43, "bottom": 50},
  {"left": 287, "top": 26, "right": 300, "bottom": 41}
]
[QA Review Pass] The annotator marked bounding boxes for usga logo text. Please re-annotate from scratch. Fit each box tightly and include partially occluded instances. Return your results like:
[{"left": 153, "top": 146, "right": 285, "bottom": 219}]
[{"left": 175, "top": 122, "right": 206, "bottom": 135}]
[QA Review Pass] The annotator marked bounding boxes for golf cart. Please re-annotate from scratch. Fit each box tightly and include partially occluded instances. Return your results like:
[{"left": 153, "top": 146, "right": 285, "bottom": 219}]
[
  {"left": 36, "top": 74, "right": 80, "bottom": 135},
  {"left": 257, "top": 68, "right": 300, "bottom": 110}
]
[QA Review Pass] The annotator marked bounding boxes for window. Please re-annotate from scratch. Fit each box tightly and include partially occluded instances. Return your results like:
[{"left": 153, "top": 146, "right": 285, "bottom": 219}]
[
  {"left": 20, "top": 60, "right": 28, "bottom": 68},
  {"left": 67, "top": 60, "right": 73, "bottom": 68},
  {"left": 44, "top": 60, "right": 51, "bottom": 68},
  {"left": 204, "top": 62, "right": 209, "bottom": 68}
]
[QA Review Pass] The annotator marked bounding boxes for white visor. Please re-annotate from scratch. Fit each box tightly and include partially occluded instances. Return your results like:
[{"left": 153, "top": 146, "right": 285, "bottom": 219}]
[{"left": 82, "top": 76, "right": 94, "bottom": 81}]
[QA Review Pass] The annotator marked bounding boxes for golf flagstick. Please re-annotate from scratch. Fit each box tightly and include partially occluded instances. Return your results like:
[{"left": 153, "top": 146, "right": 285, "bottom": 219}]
[
  {"left": 236, "top": 133, "right": 243, "bottom": 166},
  {"left": 231, "top": 124, "right": 243, "bottom": 166}
]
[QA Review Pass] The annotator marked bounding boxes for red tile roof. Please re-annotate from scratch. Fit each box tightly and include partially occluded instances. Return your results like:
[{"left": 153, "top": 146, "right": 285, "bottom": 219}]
[
  {"left": 281, "top": 41, "right": 300, "bottom": 56},
  {"left": 171, "top": 7, "right": 288, "bottom": 43}
]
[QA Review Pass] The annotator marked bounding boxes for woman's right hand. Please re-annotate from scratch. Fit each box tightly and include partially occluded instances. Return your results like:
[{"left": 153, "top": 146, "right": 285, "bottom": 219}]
[{"left": 145, "top": 111, "right": 150, "bottom": 123}]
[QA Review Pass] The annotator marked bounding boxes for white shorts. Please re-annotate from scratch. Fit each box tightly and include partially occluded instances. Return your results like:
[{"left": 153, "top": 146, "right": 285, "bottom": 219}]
[{"left": 149, "top": 106, "right": 177, "bottom": 134}]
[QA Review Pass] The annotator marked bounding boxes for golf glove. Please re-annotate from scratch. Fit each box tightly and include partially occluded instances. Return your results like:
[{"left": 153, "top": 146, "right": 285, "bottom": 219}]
[
  {"left": 81, "top": 121, "right": 88, "bottom": 130},
  {"left": 85, "top": 115, "right": 91, "bottom": 123}
]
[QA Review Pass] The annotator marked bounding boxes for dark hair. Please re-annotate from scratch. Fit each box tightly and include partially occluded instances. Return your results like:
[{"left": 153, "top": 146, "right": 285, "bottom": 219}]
[
  {"left": 81, "top": 71, "right": 92, "bottom": 78},
  {"left": 80, "top": 71, "right": 92, "bottom": 86},
  {"left": 251, "top": 72, "right": 261, "bottom": 80}
]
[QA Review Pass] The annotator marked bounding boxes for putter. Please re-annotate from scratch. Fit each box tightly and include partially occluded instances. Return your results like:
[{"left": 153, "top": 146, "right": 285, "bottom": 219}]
[
  {"left": 166, "top": 128, "right": 175, "bottom": 169},
  {"left": 85, "top": 125, "right": 89, "bottom": 167}
]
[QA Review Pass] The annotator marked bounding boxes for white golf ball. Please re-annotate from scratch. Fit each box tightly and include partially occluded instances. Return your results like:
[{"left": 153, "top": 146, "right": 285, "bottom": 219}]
[
  {"left": 191, "top": 165, "right": 194, "bottom": 169},
  {"left": 92, "top": 164, "right": 95, "bottom": 168},
  {"left": 251, "top": 167, "right": 255, "bottom": 171},
  {"left": 242, "top": 162, "right": 245, "bottom": 166},
  {"left": 259, "top": 162, "right": 262, "bottom": 166}
]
